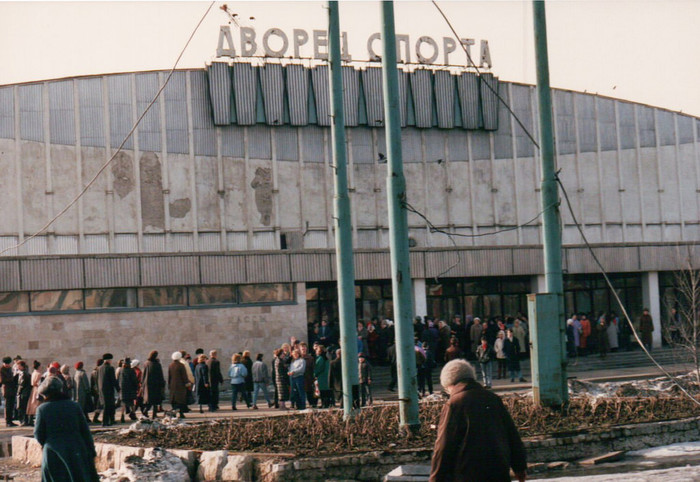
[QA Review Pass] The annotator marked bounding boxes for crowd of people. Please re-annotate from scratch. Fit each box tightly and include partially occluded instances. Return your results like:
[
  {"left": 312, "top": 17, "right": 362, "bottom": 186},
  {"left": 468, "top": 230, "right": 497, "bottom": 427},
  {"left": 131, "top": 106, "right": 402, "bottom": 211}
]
[{"left": 565, "top": 309, "right": 655, "bottom": 358}]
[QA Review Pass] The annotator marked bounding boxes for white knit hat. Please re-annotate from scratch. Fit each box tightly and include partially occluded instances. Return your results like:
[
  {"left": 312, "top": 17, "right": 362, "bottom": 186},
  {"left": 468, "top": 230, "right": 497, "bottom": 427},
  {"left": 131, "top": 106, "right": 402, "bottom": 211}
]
[{"left": 171, "top": 351, "right": 182, "bottom": 361}]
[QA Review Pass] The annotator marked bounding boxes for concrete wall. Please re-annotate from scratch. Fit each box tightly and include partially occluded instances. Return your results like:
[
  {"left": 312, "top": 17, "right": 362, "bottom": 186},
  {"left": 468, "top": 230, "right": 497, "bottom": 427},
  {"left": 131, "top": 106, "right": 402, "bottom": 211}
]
[
  {"left": 0, "top": 283, "right": 307, "bottom": 367},
  {"left": 0, "top": 73, "right": 699, "bottom": 256}
]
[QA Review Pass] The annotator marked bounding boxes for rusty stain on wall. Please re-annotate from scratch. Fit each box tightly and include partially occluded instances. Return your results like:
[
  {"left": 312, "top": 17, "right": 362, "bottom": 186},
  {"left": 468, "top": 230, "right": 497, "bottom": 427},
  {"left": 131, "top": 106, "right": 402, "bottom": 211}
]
[
  {"left": 169, "top": 198, "right": 192, "bottom": 219},
  {"left": 112, "top": 152, "right": 134, "bottom": 198},
  {"left": 251, "top": 167, "right": 272, "bottom": 226},
  {"left": 139, "top": 152, "right": 165, "bottom": 230}
]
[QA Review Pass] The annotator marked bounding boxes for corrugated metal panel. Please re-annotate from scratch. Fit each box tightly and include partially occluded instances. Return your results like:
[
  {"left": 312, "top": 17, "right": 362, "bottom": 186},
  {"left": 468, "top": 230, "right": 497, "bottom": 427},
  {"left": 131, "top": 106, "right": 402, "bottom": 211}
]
[
  {"left": 197, "top": 233, "right": 221, "bottom": 252},
  {"left": 410, "top": 69, "right": 433, "bottom": 128},
  {"left": 21, "top": 258, "right": 84, "bottom": 291},
  {"left": 135, "top": 73, "right": 161, "bottom": 152},
  {"left": 356, "top": 230, "right": 378, "bottom": 249},
  {"left": 354, "top": 252, "right": 391, "bottom": 280},
  {"left": 361, "top": 67, "right": 384, "bottom": 126},
  {"left": 512, "top": 248, "right": 543, "bottom": 275},
  {"left": 597, "top": 97, "right": 617, "bottom": 151},
  {"left": 77, "top": 78, "right": 105, "bottom": 148},
  {"left": 678, "top": 114, "right": 694, "bottom": 145},
  {"left": 410, "top": 251, "right": 425, "bottom": 278},
  {"left": 142, "top": 235, "right": 165, "bottom": 253},
  {"left": 48, "top": 81, "right": 76, "bottom": 145},
  {"left": 246, "top": 254, "right": 291, "bottom": 283},
  {"left": 342, "top": 66, "right": 360, "bottom": 127},
  {"left": 221, "top": 125, "right": 245, "bottom": 158},
  {"left": 107, "top": 75, "right": 134, "bottom": 149},
  {"left": 207, "top": 62, "right": 232, "bottom": 126},
  {"left": 575, "top": 93, "right": 597, "bottom": 153},
  {"left": 232, "top": 63, "right": 258, "bottom": 126},
  {"left": 0, "top": 237, "right": 20, "bottom": 257},
  {"left": 289, "top": 252, "right": 332, "bottom": 281},
  {"left": 0, "top": 87, "right": 13, "bottom": 139},
  {"left": 301, "top": 126, "right": 325, "bottom": 162},
  {"left": 351, "top": 128, "right": 373, "bottom": 163},
  {"left": 434, "top": 71, "right": 455, "bottom": 129},
  {"left": 190, "top": 71, "right": 216, "bottom": 156},
  {"left": 554, "top": 90, "right": 575, "bottom": 155},
  {"left": 19, "top": 84, "right": 43, "bottom": 142},
  {"left": 82, "top": 235, "right": 109, "bottom": 254},
  {"left": 311, "top": 66, "right": 331, "bottom": 127},
  {"left": 170, "top": 233, "right": 195, "bottom": 252},
  {"left": 657, "top": 110, "right": 675, "bottom": 146},
  {"left": 23, "top": 237, "right": 48, "bottom": 256},
  {"left": 226, "top": 232, "right": 248, "bottom": 250},
  {"left": 113, "top": 234, "right": 139, "bottom": 253},
  {"left": 248, "top": 125, "right": 272, "bottom": 159},
  {"left": 286, "top": 64, "right": 309, "bottom": 126},
  {"left": 84, "top": 257, "right": 139, "bottom": 288},
  {"left": 164, "top": 72, "right": 189, "bottom": 154},
  {"left": 511, "top": 85, "right": 534, "bottom": 158},
  {"left": 54, "top": 236, "right": 79, "bottom": 255},
  {"left": 494, "top": 88, "right": 513, "bottom": 159},
  {"left": 480, "top": 74, "right": 499, "bottom": 131},
  {"left": 566, "top": 246, "right": 640, "bottom": 274},
  {"left": 617, "top": 101, "right": 636, "bottom": 150},
  {"left": 251, "top": 231, "right": 276, "bottom": 249},
  {"left": 303, "top": 230, "right": 328, "bottom": 248},
  {"left": 200, "top": 255, "right": 247, "bottom": 284},
  {"left": 0, "top": 260, "right": 20, "bottom": 291},
  {"left": 259, "top": 63, "right": 284, "bottom": 126},
  {"left": 397, "top": 70, "right": 408, "bottom": 127},
  {"left": 141, "top": 256, "right": 199, "bottom": 286},
  {"left": 274, "top": 126, "right": 298, "bottom": 161},
  {"left": 457, "top": 72, "right": 480, "bottom": 129},
  {"left": 637, "top": 106, "right": 656, "bottom": 148}
]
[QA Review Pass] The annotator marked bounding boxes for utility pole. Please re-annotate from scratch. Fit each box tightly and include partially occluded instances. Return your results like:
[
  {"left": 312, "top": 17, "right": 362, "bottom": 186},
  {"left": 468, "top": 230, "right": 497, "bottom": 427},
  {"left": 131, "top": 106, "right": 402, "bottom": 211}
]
[
  {"left": 380, "top": 0, "right": 420, "bottom": 431},
  {"left": 529, "top": 0, "right": 568, "bottom": 407},
  {"left": 328, "top": 0, "right": 359, "bottom": 418}
]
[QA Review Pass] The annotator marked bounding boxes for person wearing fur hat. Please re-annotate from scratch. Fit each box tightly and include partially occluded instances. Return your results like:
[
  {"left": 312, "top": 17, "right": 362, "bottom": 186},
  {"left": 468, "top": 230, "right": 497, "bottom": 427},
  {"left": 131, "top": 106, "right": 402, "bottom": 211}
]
[
  {"left": 168, "top": 351, "right": 190, "bottom": 418},
  {"left": 97, "top": 353, "right": 118, "bottom": 426}
]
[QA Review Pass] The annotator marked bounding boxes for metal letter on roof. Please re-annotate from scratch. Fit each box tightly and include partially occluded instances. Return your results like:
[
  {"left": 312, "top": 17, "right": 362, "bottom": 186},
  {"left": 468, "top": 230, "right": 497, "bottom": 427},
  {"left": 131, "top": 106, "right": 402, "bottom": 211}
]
[
  {"left": 207, "top": 62, "right": 232, "bottom": 125},
  {"left": 262, "top": 28, "right": 289, "bottom": 58},
  {"left": 410, "top": 69, "right": 433, "bottom": 128},
  {"left": 434, "top": 70, "right": 455, "bottom": 129},
  {"left": 443, "top": 37, "right": 457, "bottom": 65},
  {"left": 259, "top": 63, "right": 284, "bottom": 125},
  {"left": 361, "top": 67, "right": 384, "bottom": 126},
  {"left": 311, "top": 65, "right": 331, "bottom": 126},
  {"left": 286, "top": 64, "right": 309, "bottom": 126},
  {"left": 479, "top": 40, "right": 492, "bottom": 69},
  {"left": 480, "top": 73, "right": 499, "bottom": 131},
  {"left": 342, "top": 66, "right": 359, "bottom": 126},
  {"left": 217, "top": 26, "right": 236, "bottom": 57},
  {"left": 313, "top": 30, "right": 329, "bottom": 60},
  {"left": 232, "top": 63, "right": 258, "bottom": 125},
  {"left": 240, "top": 27, "right": 257, "bottom": 56},
  {"left": 367, "top": 33, "right": 381, "bottom": 61},
  {"left": 293, "top": 29, "right": 309, "bottom": 58},
  {"left": 457, "top": 71, "right": 480, "bottom": 129},
  {"left": 415, "top": 36, "right": 439, "bottom": 64}
]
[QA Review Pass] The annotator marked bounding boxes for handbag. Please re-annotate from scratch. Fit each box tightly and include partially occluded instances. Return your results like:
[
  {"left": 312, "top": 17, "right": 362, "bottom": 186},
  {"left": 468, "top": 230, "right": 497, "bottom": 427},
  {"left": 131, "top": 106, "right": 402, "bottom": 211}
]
[{"left": 313, "top": 380, "right": 321, "bottom": 399}]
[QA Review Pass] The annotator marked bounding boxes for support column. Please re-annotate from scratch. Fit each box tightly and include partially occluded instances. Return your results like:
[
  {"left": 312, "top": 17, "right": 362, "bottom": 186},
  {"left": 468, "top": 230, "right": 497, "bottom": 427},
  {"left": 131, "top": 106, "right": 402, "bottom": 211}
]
[
  {"left": 413, "top": 279, "right": 427, "bottom": 320},
  {"left": 531, "top": 275, "right": 547, "bottom": 294},
  {"left": 641, "top": 271, "right": 662, "bottom": 349}
]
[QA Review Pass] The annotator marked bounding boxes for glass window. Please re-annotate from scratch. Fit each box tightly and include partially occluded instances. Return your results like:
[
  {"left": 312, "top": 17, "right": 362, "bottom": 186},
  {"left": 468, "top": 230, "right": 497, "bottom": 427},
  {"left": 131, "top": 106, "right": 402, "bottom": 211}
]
[
  {"left": 503, "top": 294, "right": 524, "bottom": 317},
  {"left": 85, "top": 288, "right": 136, "bottom": 309},
  {"left": 188, "top": 286, "right": 237, "bottom": 306},
  {"left": 139, "top": 287, "right": 186, "bottom": 307},
  {"left": 502, "top": 279, "right": 529, "bottom": 293},
  {"left": 362, "top": 285, "right": 382, "bottom": 301},
  {"left": 482, "top": 294, "right": 501, "bottom": 318},
  {"left": 320, "top": 284, "right": 338, "bottom": 300},
  {"left": 462, "top": 282, "right": 485, "bottom": 295},
  {"left": 355, "top": 286, "right": 361, "bottom": 299},
  {"left": 427, "top": 283, "right": 443, "bottom": 296},
  {"left": 382, "top": 283, "right": 393, "bottom": 299},
  {"left": 30, "top": 290, "right": 84, "bottom": 312},
  {"left": 307, "top": 302, "right": 320, "bottom": 325},
  {"left": 0, "top": 292, "right": 29, "bottom": 313},
  {"left": 463, "top": 295, "right": 481, "bottom": 317},
  {"left": 306, "top": 287, "right": 319, "bottom": 301},
  {"left": 240, "top": 283, "right": 293, "bottom": 303}
]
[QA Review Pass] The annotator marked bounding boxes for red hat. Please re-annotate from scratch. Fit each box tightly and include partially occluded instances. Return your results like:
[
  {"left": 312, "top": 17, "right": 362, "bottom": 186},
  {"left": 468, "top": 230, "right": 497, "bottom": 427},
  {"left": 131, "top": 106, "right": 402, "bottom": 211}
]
[{"left": 50, "top": 362, "right": 60, "bottom": 370}]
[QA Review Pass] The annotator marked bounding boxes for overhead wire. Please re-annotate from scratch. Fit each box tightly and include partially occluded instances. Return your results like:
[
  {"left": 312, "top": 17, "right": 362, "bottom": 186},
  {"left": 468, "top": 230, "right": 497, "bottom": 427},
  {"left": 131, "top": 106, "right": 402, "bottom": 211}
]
[
  {"left": 428, "top": 0, "right": 700, "bottom": 404},
  {"left": 0, "top": 1, "right": 216, "bottom": 257}
]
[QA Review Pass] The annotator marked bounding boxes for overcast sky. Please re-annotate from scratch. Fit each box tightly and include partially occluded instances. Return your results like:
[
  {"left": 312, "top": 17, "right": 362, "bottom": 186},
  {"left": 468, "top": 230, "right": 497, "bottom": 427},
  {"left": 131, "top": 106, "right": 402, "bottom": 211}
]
[{"left": 2, "top": 1, "right": 699, "bottom": 116}]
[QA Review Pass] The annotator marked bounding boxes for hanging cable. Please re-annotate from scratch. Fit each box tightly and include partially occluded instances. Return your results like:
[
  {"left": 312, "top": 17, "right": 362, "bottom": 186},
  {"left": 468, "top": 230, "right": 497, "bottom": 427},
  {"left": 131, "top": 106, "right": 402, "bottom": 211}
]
[{"left": 0, "top": 1, "right": 216, "bottom": 257}]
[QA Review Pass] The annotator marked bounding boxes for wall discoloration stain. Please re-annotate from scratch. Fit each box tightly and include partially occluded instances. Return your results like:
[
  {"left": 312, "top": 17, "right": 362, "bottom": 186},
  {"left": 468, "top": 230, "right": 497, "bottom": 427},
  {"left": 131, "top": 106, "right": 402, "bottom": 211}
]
[
  {"left": 139, "top": 152, "right": 165, "bottom": 230},
  {"left": 112, "top": 152, "right": 134, "bottom": 198},
  {"left": 169, "top": 198, "right": 192, "bottom": 219},
  {"left": 251, "top": 167, "right": 273, "bottom": 226}
]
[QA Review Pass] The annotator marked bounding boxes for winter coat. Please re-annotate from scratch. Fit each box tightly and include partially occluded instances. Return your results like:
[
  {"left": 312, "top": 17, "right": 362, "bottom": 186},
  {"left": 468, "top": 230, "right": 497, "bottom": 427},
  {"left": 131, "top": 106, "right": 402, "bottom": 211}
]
[
  {"left": 430, "top": 380, "right": 526, "bottom": 481},
  {"left": 97, "top": 362, "right": 118, "bottom": 409},
  {"left": 35, "top": 398, "right": 99, "bottom": 482},
  {"left": 476, "top": 343, "right": 494, "bottom": 364},
  {"left": 503, "top": 337, "right": 521, "bottom": 371},
  {"left": 273, "top": 356, "right": 290, "bottom": 402},
  {"left": 252, "top": 361, "right": 270, "bottom": 384},
  {"left": 228, "top": 363, "right": 248, "bottom": 385},
  {"left": 118, "top": 366, "right": 139, "bottom": 404},
  {"left": 207, "top": 357, "right": 224, "bottom": 386},
  {"left": 168, "top": 361, "right": 189, "bottom": 406},
  {"left": 141, "top": 359, "right": 166, "bottom": 406},
  {"left": 358, "top": 359, "right": 372, "bottom": 384},
  {"left": 329, "top": 357, "right": 343, "bottom": 392},
  {"left": 303, "top": 354, "right": 315, "bottom": 391},
  {"left": 314, "top": 355, "right": 330, "bottom": 391},
  {"left": 242, "top": 356, "right": 254, "bottom": 392},
  {"left": 73, "top": 369, "right": 91, "bottom": 412},
  {"left": 26, "top": 370, "right": 42, "bottom": 416},
  {"left": 194, "top": 362, "right": 210, "bottom": 405}
]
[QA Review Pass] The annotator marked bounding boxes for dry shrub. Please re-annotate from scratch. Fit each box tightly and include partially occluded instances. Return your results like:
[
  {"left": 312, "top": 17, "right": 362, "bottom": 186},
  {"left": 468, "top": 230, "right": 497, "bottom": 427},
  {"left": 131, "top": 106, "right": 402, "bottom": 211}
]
[{"left": 100, "top": 396, "right": 700, "bottom": 456}]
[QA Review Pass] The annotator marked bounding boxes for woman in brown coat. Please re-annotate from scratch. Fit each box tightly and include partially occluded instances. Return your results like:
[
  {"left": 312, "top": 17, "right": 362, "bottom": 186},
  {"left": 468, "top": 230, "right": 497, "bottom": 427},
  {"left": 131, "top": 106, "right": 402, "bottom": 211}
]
[
  {"left": 168, "top": 351, "right": 190, "bottom": 418},
  {"left": 142, "top": 351, "right": 166, "bottom": 419}
]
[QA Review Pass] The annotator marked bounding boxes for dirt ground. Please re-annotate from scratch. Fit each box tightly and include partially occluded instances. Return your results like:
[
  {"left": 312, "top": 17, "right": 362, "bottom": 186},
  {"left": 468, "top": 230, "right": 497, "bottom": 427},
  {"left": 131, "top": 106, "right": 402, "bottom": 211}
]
[{"left": 0, "top": 457, "right": 40, "bottom": 481}]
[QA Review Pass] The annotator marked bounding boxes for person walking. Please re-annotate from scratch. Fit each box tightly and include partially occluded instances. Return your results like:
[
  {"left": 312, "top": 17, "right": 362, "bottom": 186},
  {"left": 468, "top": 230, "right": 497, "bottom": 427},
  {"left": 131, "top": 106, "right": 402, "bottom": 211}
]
[
  {"left": 15, "top": 360, "right": 32, "bottom": 426},
  {"left": 141, "top": 351, "right": 165, "bottom": 419},
  {"left": 118, "top": 357, "right": 138, "bottom": 423},
  {"left": 168, "top": 352, "right": 190, "bottom": 418},
  {"left": 206, "top": 350, "right": 223, "bottom": 412},
  {"left": 1, "top": 356, "right": 18, "bottom": 427},
  {"left": 251, "top": 353, "right": 272, "bottom": 409},
  {"left": 358, "top": 353, "right": 373, "bottom": 406},
  {"left": 273, "top": 349, "right": 290, "bottom": 410},
  {"left": 194, "top": 354, "right": 210, "bottom": 414},
  {"left": 288, "top": 349, "right": 307, "bottom": 410},
  {"left": 329, "top": 349, "right": 343, "bottom": 407},
  {"left": 430, "top": 359, "right": 526, "bottom": 482},
  {"left": 73, "top": 361, "right": 92, "bottom": 421},
  {"left": 229, "top": 354, "right": 251, "bottom": 410},
  {"left": 494, "top": 331, "right": 507, "bottom": 380},
  {"left": 26, "top": 360, "right": 42, "bottom": 426},
  {"left": 504, "top": 330, "right": 525, "bottom": 383},
  {"left": 97, "top": 353, "right": 118, "bottom": 426},
  {"left": 639, "top": 308, "right": 654, "bottom": 352},
  {"left": 475, "top": 336, "right": 494, "bottom": 388},
  {"left": 241, "top": 351, "right": 254, "bottom": 406}
]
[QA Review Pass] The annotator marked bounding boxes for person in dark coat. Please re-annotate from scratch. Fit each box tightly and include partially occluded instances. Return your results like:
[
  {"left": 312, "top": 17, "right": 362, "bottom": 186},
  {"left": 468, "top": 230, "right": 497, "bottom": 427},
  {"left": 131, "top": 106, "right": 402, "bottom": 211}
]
[
  {"left": 241, "top": 351, "right": 254, "bottom": 404},
  {"left": 73, "top": 362, "right": 92, "bottom": 420},
  {"left": 97, "top": 353, "right": 118, "bottom": 426},
  {"left": 168, "top": 351, "right": 190, "bottom": 418},
  {"left": 15, "top": 360, "right": 32, "bottom": 426},
  {"left": 194, "top": 354, "right": 210, "bottom": 413},
  {"left": 639, "top": 308, "right": 654, "bottom": 352},
  {"left": 300, "top": 343, "right": 316, "bottom": 407},
  {"left": 206, "top": 350, "right": 223, "bottom": 412},
  {"left": 34, "top": 377, "right": 99, "bottom": 482},
  {"left": 329, "top": 348, "right": 343, "bottom": 407},
  {"left": 1, "top": 356, "right": 18, "bottom": 427},
  {"left": 273, "top": 348, "right": 290, "bottom": 409},
  {"left": 89, "top": 359, "right": 103, "bottom": 424},
  {"left": 141, "top": 350, "right": 166, "bottom": 419},
  {"left": 118, "top": 357, "right": 139, "bottom": 423},
  {"left": 503, "top": 329, "right": 525, "bottom": 383},
  {"left": 430, "top": 359, "right": 526, "bottom": 482}
]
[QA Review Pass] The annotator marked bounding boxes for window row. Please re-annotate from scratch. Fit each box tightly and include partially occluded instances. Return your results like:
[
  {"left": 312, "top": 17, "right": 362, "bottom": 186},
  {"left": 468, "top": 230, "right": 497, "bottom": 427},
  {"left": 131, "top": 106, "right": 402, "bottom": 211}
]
[{"left": 0, "top": 284, "right": 295, "bottom": 314}]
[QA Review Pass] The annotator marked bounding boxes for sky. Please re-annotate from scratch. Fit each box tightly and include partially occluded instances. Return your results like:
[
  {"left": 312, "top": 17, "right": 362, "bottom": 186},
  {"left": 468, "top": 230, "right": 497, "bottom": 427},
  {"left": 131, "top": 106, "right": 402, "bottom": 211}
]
[{"left": 1, "top": 1, "right": 699, "bottom": 117}]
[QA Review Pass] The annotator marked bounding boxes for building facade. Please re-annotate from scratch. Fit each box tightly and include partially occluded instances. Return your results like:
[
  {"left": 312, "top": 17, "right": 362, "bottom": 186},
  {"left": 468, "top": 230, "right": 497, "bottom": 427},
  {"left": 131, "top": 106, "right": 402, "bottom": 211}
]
[{"left": 0, "top": 61, "right": 698, "bottom": 363}]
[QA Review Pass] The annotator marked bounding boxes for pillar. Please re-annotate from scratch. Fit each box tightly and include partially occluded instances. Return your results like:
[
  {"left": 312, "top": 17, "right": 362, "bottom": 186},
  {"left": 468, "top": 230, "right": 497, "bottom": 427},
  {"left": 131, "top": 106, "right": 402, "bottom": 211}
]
[
  {"left": 413, "top": 278, "right": 427, "bottom": 320},
  {"left": 641, "top": 271, "right": 662, "bottom": 348}
]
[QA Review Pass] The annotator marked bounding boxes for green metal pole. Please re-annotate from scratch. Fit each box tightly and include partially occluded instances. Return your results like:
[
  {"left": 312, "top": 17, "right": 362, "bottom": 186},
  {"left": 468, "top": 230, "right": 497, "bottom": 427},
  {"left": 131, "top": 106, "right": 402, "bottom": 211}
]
[
  {"left": 328, "top": 0, "right": 359, "bottom": 418},
  {"left": 532, "top": 0, "right": 568, "bottom": 406},
  {"left": 380, "top": 0, "right": 420, "bottom": 431}
]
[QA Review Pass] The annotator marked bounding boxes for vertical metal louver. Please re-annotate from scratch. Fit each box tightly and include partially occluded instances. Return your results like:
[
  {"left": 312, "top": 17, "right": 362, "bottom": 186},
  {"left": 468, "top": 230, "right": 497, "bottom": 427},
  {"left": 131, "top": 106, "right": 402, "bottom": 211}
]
[
  {"left": 480, "top": 73, "right": 499, "bottom": 131},
  {"left": 457, "top": 72, "right": 480, "bottom": 129},
  {"left": 259, "top": 64, "right": 285, "bottom": 126},
  {"left": 48, "top": 81, "right": 75, "bottom": 145},
  {"left": 311, "top": 66, "right": 331, "bottom": 127},
  {"left": 286, "top": 64, "right": 309, "bottom": 126},
  {"left": 434, "top": 70, "right": 455, "bottom": 129},
  {"left": 361, "top": 67, "right": 384, "bottom": 126},
  {"left": 341, "top": 66, "right": 359, "bottom": 127},
  {"left": 77, "top": 78, "right": 105, "bottom": 147},
  {"left": 232, "top": 63, "right": 258, "bottom": 126},
  {"left": 397, "top": 70, "right": 408, "bottom": 127},
  {"left": 19, "top": 84, "right": 43, "bottom": 142},
  {"left": 410, "top": 69, "right": 433, "bottom": 128},
  {"left": 207, "top": 62, "right": 232, "bottom": 126}
]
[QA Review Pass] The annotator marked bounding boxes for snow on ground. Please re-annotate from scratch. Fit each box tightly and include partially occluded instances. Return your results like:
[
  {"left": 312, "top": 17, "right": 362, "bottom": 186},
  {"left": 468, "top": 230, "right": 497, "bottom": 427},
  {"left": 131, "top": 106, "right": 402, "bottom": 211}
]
[
  {"left": 629, "top": 441, "right": 700, "bottom": 458},
  {"left": 568, "top": 371, "right": 700, "bottom": 399},
  {"left": 531, "top": 464, "right": 700, "bottom": 481}
]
